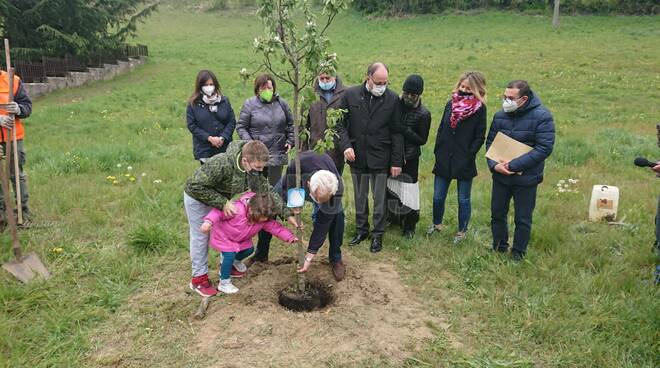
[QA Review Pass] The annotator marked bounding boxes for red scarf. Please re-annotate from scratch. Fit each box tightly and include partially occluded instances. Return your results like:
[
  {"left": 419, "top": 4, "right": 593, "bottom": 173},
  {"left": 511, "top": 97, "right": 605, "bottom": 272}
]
[{"left": 450, "top": 92, "right": 482, "bottom": 129}]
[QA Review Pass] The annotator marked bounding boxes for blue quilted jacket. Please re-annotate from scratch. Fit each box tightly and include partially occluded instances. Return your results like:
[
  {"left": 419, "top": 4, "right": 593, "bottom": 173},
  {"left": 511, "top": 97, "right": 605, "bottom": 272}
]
[{"left": 485, "top": 93, "right": 555, "bottom": 186}]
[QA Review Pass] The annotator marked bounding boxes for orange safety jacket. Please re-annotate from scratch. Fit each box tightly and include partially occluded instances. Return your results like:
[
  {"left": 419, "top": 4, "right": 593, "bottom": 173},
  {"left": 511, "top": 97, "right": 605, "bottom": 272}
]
[{"left": 0, "top": 71, "right": 24, "bottom": 143}]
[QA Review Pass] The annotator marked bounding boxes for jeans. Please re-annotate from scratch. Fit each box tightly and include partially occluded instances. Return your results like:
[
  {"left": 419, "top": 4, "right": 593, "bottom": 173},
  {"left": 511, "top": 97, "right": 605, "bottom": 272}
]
[
  {"left": 432, "top": 176, "right": 473, "bottom": 232},
  {"left": 256, "top": 165, "right": 283, "bottom": 256},
  {"left": 184, "top": 192, "right": 212, "bottom": 277},
  {"left": 326, "top": 210, "right": 345, "bottom": 263},
  {"left": 491, "top": 180, "right": 538, "bottom": 255},
  {"left": 220, "top": 248, "right": 254, "bottom": 280}
]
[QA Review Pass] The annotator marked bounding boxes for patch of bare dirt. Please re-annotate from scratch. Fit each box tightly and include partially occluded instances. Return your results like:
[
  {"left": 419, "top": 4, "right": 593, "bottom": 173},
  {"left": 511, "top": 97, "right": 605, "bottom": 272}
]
[
  {"left": 194, "top": 254, "right": 448, "bottom": 367},
  {"left": 89, "top": 252, "right": 457, "bottom": 367}
]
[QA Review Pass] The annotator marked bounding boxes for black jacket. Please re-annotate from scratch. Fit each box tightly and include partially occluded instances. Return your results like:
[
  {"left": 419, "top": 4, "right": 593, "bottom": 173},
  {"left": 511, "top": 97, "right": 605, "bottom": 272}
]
[
  {"left": 277, "top": 151, "right": 343, "bottom": 254},
  {"left": 186, "top": 96, "right": 236, "bottom": 160},
  {"left": 486, "top": 93, "right": 555, "bottom": 186},
  {"left": 335, "top": 84, "right": 404, "bottom": 170},
  {"left": 14, "top": 83, "right": 32, "bottom": 119},
  {"left": 400, "top": 99, "right": 431, "bottom": 161},
  {"left": 433, "top": 100, "right": 487, "bottom": 180}
]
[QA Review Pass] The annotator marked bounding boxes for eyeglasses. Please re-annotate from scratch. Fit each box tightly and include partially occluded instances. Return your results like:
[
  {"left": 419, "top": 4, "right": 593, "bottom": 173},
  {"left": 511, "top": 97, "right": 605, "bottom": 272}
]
[
  {"left": 370, "top": 77, "right": 388, "bottom": 87},
  {"left": 402, "top": 92, "right": 419, "bottom": 99},
  {"left": 501, "top": 94, "right": 521, "bottom": 101}
]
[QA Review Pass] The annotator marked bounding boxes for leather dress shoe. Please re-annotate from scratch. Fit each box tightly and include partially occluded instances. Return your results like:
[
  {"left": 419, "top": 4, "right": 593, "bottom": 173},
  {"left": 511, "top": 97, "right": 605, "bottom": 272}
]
[
  {"left": 331, "top": 261, "right": 346, "bottom": 281},
  {"left": 349, "top": 233, "right": 369, "bottom": 246},
  {"left": 370, "top": 237, "right": 382, "bottom": 253}
]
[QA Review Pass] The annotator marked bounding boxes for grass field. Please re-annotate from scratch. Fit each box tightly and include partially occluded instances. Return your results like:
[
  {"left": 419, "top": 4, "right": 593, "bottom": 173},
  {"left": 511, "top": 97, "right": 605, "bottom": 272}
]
[{"left": 1, "top": 2, "right": 659, "bottom": 367}]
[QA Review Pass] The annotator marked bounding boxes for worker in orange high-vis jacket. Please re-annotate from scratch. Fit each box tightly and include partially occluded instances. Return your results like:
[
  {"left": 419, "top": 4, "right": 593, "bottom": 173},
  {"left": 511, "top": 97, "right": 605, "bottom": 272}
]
[{"left": 0, "top": 69, "right": 33, "bottom": 227}]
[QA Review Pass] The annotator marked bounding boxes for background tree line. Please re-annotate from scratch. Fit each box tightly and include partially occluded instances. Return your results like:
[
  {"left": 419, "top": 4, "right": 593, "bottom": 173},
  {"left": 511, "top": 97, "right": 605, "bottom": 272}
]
[
  {"left": 351, "top": 0, "right": 657, "bottom": 16},
  {"left": 0, "top": 0, "right": 158, "bottom": 61}
]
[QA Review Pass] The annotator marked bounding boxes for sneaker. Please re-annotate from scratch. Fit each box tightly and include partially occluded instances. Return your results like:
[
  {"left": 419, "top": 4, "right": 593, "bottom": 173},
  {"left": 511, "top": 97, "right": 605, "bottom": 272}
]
[
  {"left": 453, "top": 232, "right": 466, "bottom": 244},
  {"left": 491, "top": 247, "right": 508, "bottom": 254},
  {"left": 12, "top": 210, "right": 31, "bottom": 230},
  {"left": 511, "top": 251, "right": 524, "bottom": 262},
  {"left": 233, "top": 260, "right": 247, "bottom": 273},
  {"left": 426, "top": 224, "right": 444, "bottom": 236},
  {"left": 230, "top": 266, "right": 245, "bottom": 278},
  {"left": 189, "top": 274, "right": 218, "bottom": 297},
  {"left": 403, "top": 230, "right": 415, "bottom": 240},
  {"left": 218, "top": 279, "right": 239, "bottom": 294},
  {"left": 654, "top": 265, "right": 660, "bottom": 285}
]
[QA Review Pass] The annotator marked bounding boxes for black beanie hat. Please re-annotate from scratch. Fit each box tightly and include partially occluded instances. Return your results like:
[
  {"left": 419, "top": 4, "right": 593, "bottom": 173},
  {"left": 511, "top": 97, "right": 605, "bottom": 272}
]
[{"left": 403, "top": 74, "right": 424, "bottom": 95}]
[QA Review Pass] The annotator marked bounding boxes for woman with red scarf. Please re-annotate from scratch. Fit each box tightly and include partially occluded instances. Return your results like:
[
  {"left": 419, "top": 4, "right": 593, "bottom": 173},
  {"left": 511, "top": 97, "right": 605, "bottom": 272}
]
[{"left": 427, "top": 71, "right": 487, "bottom": 243}]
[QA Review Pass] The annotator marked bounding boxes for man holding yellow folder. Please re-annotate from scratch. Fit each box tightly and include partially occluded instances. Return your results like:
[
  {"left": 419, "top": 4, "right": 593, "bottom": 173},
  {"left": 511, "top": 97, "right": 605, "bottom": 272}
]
[{"left": 485, "top": 80, "right": 555, "bottom": 261}]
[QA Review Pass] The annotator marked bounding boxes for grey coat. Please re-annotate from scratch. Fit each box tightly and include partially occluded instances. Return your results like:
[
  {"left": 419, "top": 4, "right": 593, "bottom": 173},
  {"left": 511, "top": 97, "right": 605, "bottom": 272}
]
[{"left": 236, "top": 95, "right": 295, "bottom": 166}]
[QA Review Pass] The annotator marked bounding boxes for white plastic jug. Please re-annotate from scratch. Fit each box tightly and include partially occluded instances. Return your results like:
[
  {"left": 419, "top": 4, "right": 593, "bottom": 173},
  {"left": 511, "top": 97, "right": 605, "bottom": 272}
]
[{"left": 589, "top": 185, "right": 619, "bottom": 222}]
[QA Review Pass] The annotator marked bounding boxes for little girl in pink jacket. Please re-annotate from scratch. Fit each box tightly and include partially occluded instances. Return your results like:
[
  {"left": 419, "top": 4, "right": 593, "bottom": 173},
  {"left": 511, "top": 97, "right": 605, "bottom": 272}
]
[{"left": 200, "top": 191, "right": 297, "bottom": 294}]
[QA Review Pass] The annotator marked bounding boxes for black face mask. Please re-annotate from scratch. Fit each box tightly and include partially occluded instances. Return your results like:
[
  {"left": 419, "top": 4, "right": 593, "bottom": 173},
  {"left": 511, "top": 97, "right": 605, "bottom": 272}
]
[
  {"left": 458, "top": 90, "right": 473, "bottom": 96},
  {"left": 247, "top": 169, "right": 261, "bottom": 177}
]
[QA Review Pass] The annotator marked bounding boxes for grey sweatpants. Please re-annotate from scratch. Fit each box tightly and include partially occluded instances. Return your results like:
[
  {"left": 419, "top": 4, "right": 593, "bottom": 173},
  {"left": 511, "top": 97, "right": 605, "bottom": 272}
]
[{"left": 184, "top": 192, "right": 212, "bottom": 277}]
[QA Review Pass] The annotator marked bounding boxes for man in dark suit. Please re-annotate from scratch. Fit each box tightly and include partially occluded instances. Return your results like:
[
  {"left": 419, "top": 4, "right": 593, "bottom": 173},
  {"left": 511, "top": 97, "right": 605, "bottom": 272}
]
[{"left": 335, "top": 62, "right": 403, "bottom": 253}]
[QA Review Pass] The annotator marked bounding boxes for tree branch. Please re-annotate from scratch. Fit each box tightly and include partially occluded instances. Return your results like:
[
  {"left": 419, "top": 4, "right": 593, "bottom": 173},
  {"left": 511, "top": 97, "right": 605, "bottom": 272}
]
[
  {"left": 275, "top": 0, "right": 298, "bottom": 70},
  {"left": 318, "top": 13, "right": 336, "bottom": 38},
  {"left": 264, "top": 52, "right": 294, "bottom": 85}
]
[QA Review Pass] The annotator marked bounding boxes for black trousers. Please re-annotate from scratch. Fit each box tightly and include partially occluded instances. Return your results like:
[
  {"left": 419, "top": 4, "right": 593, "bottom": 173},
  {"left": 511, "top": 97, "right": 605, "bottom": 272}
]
[
  {"left": 491, "top": 180, "right": 538, "bottom": 255},
  {"left": 254, "top": 165, "right": 283, "bottom": 260},
  {"left": 656, "top": 194, "right": 660, "bottom": 259},
  {"left": 350, "top": 166, "right": 388, "bottom": 238},
  {"left": 386, "top": 157, "right": 420, "bottom": 232}
]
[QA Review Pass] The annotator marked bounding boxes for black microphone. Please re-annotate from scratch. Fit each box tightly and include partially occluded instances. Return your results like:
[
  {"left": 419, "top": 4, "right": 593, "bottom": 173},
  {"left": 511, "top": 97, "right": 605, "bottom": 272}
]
[{"left": 634, "top": 157, "right": 658, "bottom": 168}]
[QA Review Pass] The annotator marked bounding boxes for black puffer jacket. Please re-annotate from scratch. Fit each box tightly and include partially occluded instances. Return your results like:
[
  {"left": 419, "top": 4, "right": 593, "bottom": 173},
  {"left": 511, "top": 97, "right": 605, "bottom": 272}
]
[
  {"left": 400, "top": 99, "right": 431, "bottom": 161},
  {"left": 433, "top": 100, "right": 487, "bottom": 180},
  {"left": 486, "top": 92, "right": 555, "bottom": 186}
]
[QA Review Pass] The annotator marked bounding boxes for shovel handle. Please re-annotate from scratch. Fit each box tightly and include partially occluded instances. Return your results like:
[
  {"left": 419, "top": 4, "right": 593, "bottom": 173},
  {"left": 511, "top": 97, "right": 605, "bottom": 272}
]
[
  {"left": 12, "top": 127, "right": 21, "bottom": 224},
  {"left": 3, "top": 40, "right": 20, "bottom": 224},
  {"left": 0, "top": 130, "right": 21, "bottom": 260},
  {"left": 2, "top": 39, "right": 21, "bottom": 259}
]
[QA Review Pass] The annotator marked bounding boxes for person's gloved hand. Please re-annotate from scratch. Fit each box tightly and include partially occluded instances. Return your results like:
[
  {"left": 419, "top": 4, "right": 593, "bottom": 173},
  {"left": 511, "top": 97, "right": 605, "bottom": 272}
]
[
  {"left": 4, "top": 102, "right": 20, "bottom": 115},
  {"left": 0, "top": 115, "right": 15, "bottom": 129}
]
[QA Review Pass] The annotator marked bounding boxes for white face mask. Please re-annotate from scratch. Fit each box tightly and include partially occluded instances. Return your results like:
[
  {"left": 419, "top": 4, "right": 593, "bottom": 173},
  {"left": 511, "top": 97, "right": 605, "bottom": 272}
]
[
  {"left": 502, "top": 98, "right": 518, "bottom": 112},
  {"left": 370, "top": 84, "right": 387, "bottom": 97},
  {"left": 202, "top": 85, "right": 215, "bottom": 96}
]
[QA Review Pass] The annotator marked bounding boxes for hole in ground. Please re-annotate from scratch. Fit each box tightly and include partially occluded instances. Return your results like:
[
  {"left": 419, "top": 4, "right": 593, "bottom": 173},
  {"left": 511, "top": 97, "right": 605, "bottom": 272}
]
[{"left": 278, "top": 280, "right": 335, "bottom": 312}]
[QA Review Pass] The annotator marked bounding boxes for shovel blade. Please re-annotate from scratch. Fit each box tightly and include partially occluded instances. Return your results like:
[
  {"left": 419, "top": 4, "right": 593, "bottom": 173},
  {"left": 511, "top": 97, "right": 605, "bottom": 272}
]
[
  {"left": 2, "top": 260, "right": 35, "bottom": 283},
  {"left": 23, "top": 253, "right": 51, "bottom": 279},
  {"left": 2, "top": 253, "right": 51, "bottom": 283}
]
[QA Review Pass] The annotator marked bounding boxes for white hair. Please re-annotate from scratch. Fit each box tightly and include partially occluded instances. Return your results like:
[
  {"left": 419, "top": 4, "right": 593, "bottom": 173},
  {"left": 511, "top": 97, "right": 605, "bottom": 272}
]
[{"left": 309, "top": 170, "right": 338, "bottom": 197}]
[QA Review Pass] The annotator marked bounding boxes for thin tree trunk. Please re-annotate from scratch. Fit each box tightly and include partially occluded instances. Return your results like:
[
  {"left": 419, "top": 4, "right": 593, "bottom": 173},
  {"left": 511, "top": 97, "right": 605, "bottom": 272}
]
[
  {"left": 552, "top": 0, "right": 560, "bottom": 29},
  {"left": 292, "top": 65, "right": 306, "bottom": 293}
]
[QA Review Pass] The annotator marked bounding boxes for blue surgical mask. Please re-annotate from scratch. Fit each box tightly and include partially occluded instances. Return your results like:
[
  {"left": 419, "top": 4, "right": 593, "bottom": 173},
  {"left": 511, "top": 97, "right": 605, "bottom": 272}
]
[{"left": 319, "top": 79, "right": 336, "bottom": 91}]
